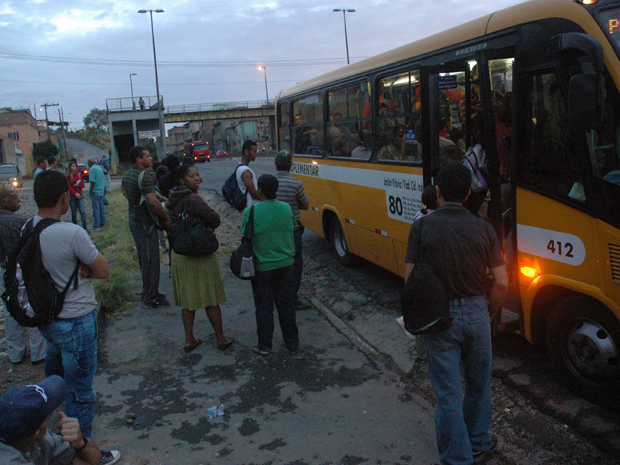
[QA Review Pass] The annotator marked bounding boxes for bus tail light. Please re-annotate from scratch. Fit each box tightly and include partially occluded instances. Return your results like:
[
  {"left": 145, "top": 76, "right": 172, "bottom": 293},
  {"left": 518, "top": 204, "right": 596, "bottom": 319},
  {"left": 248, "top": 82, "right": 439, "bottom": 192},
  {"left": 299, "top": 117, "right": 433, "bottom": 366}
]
[{"left": 521, "top": 267, "right": 537, "bottom": 278}]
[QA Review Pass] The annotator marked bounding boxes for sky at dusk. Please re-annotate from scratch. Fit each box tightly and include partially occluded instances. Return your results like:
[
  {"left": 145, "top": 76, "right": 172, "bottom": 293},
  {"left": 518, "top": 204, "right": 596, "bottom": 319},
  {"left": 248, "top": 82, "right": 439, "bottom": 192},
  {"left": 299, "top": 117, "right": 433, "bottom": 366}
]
[{"left": 0, "top": 0, "right": 528, "bottom": 131}]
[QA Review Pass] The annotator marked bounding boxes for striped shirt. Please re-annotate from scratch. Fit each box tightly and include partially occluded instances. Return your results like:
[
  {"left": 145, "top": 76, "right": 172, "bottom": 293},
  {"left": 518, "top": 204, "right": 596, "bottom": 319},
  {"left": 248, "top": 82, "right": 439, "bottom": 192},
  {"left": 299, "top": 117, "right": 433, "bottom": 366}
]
[
  {"left": 0, "top": 209, "right": 27, "bottom": 267},
  {"left": 274, "top": 171, "right": 309, "bottom": 226},
  {"left": 122, "top": 167, "right": 156, "bottom": 224}
]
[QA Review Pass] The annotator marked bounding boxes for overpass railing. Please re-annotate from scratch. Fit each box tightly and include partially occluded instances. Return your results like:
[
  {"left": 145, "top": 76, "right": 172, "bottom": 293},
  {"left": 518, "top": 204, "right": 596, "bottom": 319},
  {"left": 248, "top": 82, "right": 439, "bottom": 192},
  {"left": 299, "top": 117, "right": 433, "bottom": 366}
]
[{"left": 165, "top": 100, "right": 273, "bottom": 114}]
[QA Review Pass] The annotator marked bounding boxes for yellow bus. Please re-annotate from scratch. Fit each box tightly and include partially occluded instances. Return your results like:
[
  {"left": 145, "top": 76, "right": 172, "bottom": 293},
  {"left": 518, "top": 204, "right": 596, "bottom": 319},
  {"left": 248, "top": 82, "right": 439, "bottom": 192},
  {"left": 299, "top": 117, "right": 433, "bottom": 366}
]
[{"left": 275, "top": 0, "right": 620, "bottom": 403}]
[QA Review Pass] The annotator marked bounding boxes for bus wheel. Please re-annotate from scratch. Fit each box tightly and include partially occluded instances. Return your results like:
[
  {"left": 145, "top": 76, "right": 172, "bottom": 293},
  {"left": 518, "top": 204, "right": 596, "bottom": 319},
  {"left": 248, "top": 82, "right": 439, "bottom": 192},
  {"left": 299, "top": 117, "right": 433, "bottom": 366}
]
[
  {"left": 330, "top": 217, "right": 354, "bottom": 266},
  {"left": 546, "top": 298, "right": 620, "bottom": 405}
]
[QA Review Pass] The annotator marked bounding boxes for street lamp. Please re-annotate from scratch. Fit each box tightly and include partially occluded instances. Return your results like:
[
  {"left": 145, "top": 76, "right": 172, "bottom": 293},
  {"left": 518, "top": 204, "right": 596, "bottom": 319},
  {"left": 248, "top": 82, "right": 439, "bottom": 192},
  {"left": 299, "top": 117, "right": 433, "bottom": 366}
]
[
  {"left": 333, "top": 8, "right": 355, "bottom": 65},
  {"left": 129, "top": 73, "right": 137, "bottom": 109},
  {"left": 138, "top": 8, "right": 165, "bottom": 158},
  {"left": 258, "top": 66, "right": 269, "bottom": 104}
]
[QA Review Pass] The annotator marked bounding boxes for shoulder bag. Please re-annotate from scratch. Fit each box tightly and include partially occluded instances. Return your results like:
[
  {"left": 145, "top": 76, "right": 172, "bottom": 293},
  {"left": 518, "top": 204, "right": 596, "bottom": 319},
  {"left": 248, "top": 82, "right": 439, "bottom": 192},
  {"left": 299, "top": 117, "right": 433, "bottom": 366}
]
[
  {"left": 230, "top": 205, "right": 255, "bottom": 279},
  {"left": 171, "top": 195, "right": 219, "bottom": 257},
  {"left": 400, "top": 221, "right": 451, "bottom": 335},
  {"left": 138, "top": 170, "right": 167, "bottom": 232}
]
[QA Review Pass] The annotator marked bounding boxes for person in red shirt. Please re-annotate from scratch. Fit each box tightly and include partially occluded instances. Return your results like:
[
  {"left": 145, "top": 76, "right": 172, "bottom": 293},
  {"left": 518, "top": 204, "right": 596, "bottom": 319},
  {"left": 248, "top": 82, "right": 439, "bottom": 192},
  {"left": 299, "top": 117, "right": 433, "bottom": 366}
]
[{"left": 66, "top": 161, "right": 88, "bottom": 230}]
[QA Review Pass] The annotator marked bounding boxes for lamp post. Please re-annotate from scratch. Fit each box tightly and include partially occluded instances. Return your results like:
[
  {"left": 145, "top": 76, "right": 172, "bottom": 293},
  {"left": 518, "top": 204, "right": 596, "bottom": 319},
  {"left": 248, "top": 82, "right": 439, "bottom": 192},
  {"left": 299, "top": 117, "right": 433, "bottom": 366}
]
[
  {"left": 138, "top": 8, "right": 165, "bottom": 158},
  {"left": 333, "top": 8, "right": 355, "bottom": 65},
  {"left": 258, "top": 66, "right": 269, "bottom": 104},
  {"left": 129, "top": 73, "right": 137, "bottom": 109}
]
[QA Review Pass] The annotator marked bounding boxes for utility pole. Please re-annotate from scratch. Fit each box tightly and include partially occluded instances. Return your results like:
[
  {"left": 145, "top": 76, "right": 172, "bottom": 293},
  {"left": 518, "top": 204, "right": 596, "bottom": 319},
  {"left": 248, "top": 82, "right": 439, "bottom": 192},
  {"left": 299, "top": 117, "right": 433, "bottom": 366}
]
[
  {"left": 58, "top": 108, "right": 69, "bottom": 160},
  {"left": 41, "top": 103, "right": 59, "bottom": 140}
]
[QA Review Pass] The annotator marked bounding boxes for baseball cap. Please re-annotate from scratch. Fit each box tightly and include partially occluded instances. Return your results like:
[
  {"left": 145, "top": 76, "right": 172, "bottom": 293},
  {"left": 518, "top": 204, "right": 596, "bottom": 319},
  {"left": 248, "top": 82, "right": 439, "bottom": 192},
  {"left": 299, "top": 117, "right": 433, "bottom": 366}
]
[
  {"left": 0, "top": 375, "right": 67, "bottom": 445},
  {"left": 0, "top": 183, "right": 17, "bottom": 201},
  {"left": 274, "top": 150, "right": 292, "bottom": 169}
]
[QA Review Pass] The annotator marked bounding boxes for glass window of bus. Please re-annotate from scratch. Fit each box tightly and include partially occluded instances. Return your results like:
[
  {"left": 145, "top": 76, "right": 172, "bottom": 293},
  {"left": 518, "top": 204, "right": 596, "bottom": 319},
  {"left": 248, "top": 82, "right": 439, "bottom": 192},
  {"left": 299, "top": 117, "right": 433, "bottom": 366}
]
[
  {"left": 375, "top": 70, "right": 421, "bottom": 163},
  {"left": 520, "top": 72, "right": 584, "bottom": 204},
  {"left": 278, "top": 100, "right": 291, "bottom": 153},
  {"left": 489, "top": 59, "right": 514, "bottom": 179},
  {"left": 292, "top": 93, "right": 324, "bottom": 156},
  {"left": 326, "top": 82, "right": 371, "bottom": 159}
]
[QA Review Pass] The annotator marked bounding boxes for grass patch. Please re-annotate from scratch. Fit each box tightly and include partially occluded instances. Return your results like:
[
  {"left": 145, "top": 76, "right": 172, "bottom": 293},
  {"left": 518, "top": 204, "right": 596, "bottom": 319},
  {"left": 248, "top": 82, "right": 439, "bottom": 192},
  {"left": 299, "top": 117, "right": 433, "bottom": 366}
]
[{"left": 91, "top": 191, "right": 138, "bottom": 314}]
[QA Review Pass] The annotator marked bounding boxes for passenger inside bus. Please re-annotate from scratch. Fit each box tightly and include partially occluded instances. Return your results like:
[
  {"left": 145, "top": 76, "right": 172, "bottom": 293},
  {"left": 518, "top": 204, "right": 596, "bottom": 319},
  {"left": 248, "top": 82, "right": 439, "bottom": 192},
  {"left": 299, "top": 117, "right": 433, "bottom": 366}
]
[{"left": 378, "top": 124, "right": 407, "bottom": 160}]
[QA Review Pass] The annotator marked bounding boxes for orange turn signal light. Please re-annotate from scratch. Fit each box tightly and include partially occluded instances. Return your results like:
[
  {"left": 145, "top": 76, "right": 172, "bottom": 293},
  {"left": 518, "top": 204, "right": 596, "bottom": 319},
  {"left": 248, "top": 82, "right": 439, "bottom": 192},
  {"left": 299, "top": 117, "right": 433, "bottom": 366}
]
[{"left": 520, "top": 267, "right": 537, "bottom": 278}]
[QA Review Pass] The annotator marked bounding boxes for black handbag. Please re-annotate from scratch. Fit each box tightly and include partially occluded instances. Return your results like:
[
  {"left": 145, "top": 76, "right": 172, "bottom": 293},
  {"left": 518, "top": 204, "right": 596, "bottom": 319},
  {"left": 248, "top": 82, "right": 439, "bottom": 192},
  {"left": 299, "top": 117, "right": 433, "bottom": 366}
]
[
  {"left": 230, "top": 205, "right": 255, "bottom": 279},
  {"left": 401, "top": 222, "right": 451, "bottom": 335},
  {"left": 171, "top": 195, "right": 219, "bottom": 257}
]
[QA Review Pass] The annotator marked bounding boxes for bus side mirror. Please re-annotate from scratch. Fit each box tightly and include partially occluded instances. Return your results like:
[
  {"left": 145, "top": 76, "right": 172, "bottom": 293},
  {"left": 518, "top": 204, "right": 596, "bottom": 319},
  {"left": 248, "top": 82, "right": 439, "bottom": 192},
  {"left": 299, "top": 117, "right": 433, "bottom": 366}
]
[{"left": 568, "top": 73, "right": 605, "bottom": 130}]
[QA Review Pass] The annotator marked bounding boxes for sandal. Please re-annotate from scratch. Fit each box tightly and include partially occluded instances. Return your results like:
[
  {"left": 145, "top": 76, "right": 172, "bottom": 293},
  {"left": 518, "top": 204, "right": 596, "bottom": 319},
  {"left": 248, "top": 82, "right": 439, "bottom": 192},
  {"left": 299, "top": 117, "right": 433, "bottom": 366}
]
[
  {"left": 217, "top": 339, "right": 233, "bottom": 351},
  {"left": 184, "top": 339, "right": 202, "bottom": 353},
  {"left": 252, "top": 346, "right": 270, "bottom": 357}
]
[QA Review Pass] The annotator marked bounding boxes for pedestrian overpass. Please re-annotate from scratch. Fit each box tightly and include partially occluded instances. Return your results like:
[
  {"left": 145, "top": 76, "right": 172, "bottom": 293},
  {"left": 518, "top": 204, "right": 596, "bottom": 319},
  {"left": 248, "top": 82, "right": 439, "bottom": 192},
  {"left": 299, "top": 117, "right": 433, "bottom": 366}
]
[{"left": 106, "top": 96, "right": 274, "bottom": 165}]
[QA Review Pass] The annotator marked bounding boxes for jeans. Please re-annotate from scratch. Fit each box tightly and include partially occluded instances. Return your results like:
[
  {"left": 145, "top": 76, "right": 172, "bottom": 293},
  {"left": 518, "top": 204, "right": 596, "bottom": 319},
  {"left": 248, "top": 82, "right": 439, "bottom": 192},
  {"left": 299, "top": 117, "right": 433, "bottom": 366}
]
[
  {"left": 291, "top": 228, "right": 303, "bottom": 305},
  {"left": 424, "top": 295, "right": 493, "bottom": 465},
  {"left": 40, "top": 312, "right": 98, "bottom": 438},
  {"left": 70, "top": 195, "right": 88, "bottom": 230},
  {"left": 251, "top": 265, "right": 299, "bottom": 352},
  {"left": 91, "top": 193, "right": 106, "bottom": 228},
  {"left": 129, "top": 220, "right": 161, "bottom": 303}
]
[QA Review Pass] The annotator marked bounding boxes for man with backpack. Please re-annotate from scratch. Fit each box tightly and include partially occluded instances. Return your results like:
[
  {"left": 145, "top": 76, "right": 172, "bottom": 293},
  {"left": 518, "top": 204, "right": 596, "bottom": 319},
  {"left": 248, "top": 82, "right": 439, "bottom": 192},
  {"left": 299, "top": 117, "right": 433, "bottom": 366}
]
[
  {"left": 222, "top": 140, "right": 260, "bottom": 211},
  {"left": 28, "top": 170, "right": 110, "bottom": 440}
]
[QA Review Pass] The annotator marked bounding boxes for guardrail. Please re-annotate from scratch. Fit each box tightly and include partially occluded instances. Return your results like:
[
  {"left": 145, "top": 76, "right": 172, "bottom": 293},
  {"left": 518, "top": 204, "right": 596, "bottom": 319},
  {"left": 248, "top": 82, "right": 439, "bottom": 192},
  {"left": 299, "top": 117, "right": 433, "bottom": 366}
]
[{"left": 165, "top": 100, "right": 274, "bottom": 114}]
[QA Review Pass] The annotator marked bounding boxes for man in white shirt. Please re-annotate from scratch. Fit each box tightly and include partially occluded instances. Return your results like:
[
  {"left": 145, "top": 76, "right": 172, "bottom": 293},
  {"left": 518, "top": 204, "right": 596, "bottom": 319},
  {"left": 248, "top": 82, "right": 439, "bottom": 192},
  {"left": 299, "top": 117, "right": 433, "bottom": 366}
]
[{"left": 236, "top": 140, "right": 260, "bottom": 209}]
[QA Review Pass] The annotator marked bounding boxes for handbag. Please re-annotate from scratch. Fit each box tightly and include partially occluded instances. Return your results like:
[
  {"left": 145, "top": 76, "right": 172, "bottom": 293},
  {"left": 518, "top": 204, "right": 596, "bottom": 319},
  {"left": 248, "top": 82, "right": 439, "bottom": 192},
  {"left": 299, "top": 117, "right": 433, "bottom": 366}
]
[
  {"left": 230, "top": 205, "right": 255, "bottom": 279},
  {"left": 103, "top": 195, "right": 110, "bottom": 206},
  {"left": 171, "top": 195, "right": 219, "bottom": 257},
  {"left": 400, "top": 222, "right": 451, "bottom": 335}
]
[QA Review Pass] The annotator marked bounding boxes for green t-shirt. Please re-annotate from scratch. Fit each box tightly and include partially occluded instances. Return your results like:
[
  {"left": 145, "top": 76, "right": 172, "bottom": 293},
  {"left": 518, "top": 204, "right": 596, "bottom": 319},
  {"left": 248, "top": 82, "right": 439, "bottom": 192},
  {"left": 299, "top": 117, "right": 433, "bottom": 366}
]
[{"left": 241, "top": 200, "right": 295, "bottom": 271}]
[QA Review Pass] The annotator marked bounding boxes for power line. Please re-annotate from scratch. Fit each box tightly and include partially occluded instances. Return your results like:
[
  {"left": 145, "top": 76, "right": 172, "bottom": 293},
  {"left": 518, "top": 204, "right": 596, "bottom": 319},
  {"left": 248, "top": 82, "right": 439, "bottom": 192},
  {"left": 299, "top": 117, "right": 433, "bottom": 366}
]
[
  {"left": 0, "top": 52, "right": 366, "bottom": 68},
  {"left": 0, "top": 78, "right": 301, "bottom": 86}
]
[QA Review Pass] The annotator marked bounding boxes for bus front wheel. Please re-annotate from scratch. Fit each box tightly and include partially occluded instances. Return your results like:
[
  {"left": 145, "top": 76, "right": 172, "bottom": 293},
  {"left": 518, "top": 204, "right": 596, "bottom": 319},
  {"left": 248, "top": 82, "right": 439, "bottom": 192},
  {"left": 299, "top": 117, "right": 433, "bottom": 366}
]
[
  {"left": 329, "top": 217, "right": 354, "bottom": 267},
  {"left": 545, "top": 298, "right": 620, "bottom": 405}
]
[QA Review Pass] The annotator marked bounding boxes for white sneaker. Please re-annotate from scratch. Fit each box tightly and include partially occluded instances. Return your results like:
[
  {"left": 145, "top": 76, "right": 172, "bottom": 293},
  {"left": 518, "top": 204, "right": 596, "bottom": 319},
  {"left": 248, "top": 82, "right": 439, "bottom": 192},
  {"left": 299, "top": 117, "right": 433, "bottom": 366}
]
[{"left": 97, "top": 450, "right": 121, "bottom": 465}]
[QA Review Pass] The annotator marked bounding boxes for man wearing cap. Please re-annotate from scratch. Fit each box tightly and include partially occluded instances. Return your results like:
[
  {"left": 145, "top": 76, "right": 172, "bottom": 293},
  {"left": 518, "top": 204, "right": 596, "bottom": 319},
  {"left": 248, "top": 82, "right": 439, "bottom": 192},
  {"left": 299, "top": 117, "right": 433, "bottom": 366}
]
[
  {"left": 0, "top": 375, "right": 120, "bottom": 465},
  {"left": 0, "top": 184, "right": 46, "bottom": 366},
  {"left": 273, "top": 151, "right": 310, "bottom": 310}
]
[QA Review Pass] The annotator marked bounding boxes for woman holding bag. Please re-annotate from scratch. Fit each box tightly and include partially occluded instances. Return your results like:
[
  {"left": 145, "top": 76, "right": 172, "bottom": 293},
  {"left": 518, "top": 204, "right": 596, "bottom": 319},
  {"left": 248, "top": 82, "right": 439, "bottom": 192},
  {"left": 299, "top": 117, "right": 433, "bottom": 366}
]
[
  {"left": 66, "top": 160, "right": 88, "bottom": 230},
  {"left": 166, "top": 164, "right": 232, "bottom": 352}
]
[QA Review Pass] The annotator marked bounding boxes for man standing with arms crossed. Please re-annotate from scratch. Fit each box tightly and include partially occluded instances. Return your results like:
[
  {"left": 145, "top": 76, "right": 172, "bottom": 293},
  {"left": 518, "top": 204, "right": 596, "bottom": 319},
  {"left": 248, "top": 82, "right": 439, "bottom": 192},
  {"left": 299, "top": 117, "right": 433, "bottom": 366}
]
[
  {"left": 236, "top": 140, "right": 260, "bottom": 210},
  {"left": 29, "top": 171, "right": 115, "bottom": 461},
  {"left": 273, "top": 151, "right": 310, "bottom": 310},
  {"left": 404, "top": 163, "right": 508, "bottom": 465},
  {"left": 122, "top": 146, "right": 170, "bottom": 308}
]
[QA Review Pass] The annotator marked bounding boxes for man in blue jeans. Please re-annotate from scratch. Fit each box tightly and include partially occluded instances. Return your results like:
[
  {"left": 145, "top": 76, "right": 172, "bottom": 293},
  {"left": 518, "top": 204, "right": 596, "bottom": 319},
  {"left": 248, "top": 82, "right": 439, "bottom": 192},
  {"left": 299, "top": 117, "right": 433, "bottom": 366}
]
[
  {"left": 405, "top": 163, "right": 508, "bottom": 465},
  {"left": 87, "top": 158, "right": 106, "bottom": 229},
  {"left": 29, "top": 172, "right": 113, "bottom": 453},
  {"left": 242, "top": 174, "right": 299, "bottom": 356}
]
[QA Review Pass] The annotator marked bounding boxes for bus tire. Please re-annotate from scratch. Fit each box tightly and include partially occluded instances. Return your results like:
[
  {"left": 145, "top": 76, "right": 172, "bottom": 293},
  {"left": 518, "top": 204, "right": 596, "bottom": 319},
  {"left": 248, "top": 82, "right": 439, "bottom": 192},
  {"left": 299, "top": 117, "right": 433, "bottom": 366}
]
[
  {"left": 329, "top": 216, "right": 355, "bottom": 267},
  {"left": 545, "top": 298, "right": 620, "bottom": 405}
]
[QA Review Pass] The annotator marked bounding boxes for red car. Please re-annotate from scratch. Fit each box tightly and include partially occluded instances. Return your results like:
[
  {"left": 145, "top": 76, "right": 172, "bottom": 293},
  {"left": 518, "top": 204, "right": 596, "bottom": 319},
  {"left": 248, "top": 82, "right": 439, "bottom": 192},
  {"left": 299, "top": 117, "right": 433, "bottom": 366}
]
[{"left": 216, "top": 150, "right": 228, "bottom": 157}]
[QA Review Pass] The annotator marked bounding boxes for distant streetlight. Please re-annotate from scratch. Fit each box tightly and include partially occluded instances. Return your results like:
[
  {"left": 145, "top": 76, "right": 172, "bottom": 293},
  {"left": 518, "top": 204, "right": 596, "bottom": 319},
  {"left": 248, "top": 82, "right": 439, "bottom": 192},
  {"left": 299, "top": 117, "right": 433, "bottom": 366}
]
[
  {"left": 333, "top": 8, "right": 355, "bottom": 65},
  {"left": 138, "top": 8, "right": 165, "bottom": 157},
  {"left": 258, "top": 66, "right": 269, "bottom": 104},
  {"left": 130, "top": 73, "right": 137, "bottom": 109}
]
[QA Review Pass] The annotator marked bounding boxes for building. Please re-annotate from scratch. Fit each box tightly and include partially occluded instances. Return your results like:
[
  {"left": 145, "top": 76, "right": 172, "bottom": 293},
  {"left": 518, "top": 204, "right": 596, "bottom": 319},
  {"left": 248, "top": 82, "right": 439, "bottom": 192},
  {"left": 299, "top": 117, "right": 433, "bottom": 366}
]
[
  {"left": 212, "top": 117, "right": 271, "bottom": 155},
  {"left": 166, "top": 126, "right": 185, "bottom": 154},
  {"left": 0, "top": 108, "right": 42, "bottom": 175}
]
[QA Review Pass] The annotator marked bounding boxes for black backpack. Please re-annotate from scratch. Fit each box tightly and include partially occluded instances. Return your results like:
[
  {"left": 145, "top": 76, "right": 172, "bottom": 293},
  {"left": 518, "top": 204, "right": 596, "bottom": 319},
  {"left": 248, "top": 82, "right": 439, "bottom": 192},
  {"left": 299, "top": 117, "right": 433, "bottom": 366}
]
[
  {"left": 221, "top": 164, "right": 247, "bottom": 211},
  {"left": 1, "top": 218, "right": 79, "bottom": 327}
]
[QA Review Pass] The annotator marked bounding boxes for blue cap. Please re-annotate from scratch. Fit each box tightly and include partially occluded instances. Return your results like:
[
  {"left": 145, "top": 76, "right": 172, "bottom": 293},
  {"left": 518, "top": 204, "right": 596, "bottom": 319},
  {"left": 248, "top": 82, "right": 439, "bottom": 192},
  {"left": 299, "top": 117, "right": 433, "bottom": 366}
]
[{"left": 0, "top": 375, "right": 67, "bottom": 445}]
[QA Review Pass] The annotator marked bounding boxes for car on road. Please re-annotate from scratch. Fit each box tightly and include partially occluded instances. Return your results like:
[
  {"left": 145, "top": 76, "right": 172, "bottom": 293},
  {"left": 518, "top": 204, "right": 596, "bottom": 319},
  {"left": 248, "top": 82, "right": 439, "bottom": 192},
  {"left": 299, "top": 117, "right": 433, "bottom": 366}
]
[
  {"left": 216, "top": 150, "right": 228, "bottom": 158},
  {"left": 0, "top": 164, "right": 22, "bottom": 188},
  {"left": 78, "top": 163, "right": 89, "bottom": 182}
]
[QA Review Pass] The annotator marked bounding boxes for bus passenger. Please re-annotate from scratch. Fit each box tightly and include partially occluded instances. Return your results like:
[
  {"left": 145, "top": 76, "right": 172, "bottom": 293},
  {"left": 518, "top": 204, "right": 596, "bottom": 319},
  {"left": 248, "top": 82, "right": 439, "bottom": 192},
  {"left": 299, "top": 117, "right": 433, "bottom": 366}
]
[
  {"left": 413, "top": 185, "right": 438, "bottom": 221},
  {"left": 378, "top": 124, "right": 407, "bottom": 160}
]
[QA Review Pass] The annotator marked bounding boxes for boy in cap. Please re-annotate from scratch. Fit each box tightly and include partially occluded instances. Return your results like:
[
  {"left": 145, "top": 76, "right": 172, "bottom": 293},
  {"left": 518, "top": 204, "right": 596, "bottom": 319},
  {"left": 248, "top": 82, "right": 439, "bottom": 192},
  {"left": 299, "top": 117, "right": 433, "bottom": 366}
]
[{"left": 0, "top": 375, "right": 120, "bottom": 465}]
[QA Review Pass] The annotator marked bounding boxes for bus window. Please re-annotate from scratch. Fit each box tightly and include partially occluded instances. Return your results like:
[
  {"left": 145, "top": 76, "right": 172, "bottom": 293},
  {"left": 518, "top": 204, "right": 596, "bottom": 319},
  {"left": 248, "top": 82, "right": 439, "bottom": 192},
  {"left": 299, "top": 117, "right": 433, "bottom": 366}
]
[
  {"left": 375, "top": 69, "right": 421, "bottom": 163},
  {"left": 292, "top": 93, "right": 324, "bottom": 156},
  {"left": 489, "top": 58, "right": 514, "bottom": 178},
  {"left": 278, "top": 100, "right": 291, "bottom": 153},
  {"left": 520, "top": 72, "right": 585, "bottom": 203},
  {"left": 327, "top": 82, "right": 371, "bottom": 159}
]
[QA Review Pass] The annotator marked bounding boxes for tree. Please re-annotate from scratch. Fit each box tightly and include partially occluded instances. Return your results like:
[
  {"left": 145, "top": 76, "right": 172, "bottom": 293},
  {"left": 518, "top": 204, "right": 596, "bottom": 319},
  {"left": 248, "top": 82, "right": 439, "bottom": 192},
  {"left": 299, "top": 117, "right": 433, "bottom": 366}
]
[
  {"left": 33, "top": 139, "right": 59, "bottom": 159},
  {"left": 83, "top": 108, "right": 109, "bottom": 131}
]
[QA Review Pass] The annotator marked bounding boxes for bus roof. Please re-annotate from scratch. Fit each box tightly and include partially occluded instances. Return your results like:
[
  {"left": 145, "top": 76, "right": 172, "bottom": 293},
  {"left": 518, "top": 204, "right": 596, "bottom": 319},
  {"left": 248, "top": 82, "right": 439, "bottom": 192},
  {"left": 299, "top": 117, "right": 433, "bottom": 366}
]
[{"left": 276, "top": 0, "right": 594, "bottom": 101}]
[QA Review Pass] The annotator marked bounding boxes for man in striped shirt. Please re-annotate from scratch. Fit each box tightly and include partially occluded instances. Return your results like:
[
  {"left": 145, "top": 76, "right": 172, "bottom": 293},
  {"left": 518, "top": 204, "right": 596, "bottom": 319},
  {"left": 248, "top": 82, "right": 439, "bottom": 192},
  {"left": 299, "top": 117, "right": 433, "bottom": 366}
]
[{"left": 274, "top": 151, "right": 310, "bottom": 310}]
